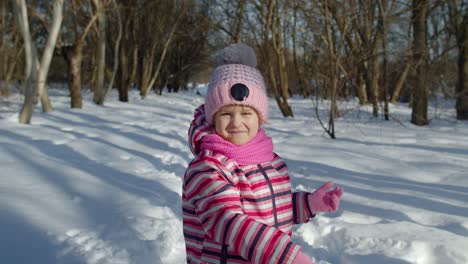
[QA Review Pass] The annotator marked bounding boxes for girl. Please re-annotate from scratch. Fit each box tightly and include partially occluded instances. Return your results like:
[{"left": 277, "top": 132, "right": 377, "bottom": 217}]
[{"left": 182, "top": 43, "right": 343, "bottom": 264}]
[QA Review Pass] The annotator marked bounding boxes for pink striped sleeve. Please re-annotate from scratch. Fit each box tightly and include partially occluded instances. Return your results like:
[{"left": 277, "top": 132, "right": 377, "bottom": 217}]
[
  {"left": 292, "top": 192, "right": 315, "bottom": 224},
  {"left": 184, "top": 162, "right": 300, "bottom": 263}
]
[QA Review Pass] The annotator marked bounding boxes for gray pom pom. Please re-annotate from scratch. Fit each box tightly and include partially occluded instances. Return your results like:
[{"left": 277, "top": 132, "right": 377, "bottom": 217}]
[{"left": 215, "top": 43, "right": 257, "bottom": 68}]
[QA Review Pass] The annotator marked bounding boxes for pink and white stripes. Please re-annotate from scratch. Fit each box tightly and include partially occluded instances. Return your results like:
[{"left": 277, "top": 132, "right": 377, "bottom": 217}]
[
  {"left": 183, "top": 151, "right": 314, "bottom": 263},
  {"left": 183, "top": 106, "right": 315, "bottom": 263}
]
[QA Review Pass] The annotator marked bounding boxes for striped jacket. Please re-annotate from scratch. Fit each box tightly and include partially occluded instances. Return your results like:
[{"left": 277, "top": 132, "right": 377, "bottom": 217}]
[{"left": 183, "top": 105, "right": 315, "bottom": 264}]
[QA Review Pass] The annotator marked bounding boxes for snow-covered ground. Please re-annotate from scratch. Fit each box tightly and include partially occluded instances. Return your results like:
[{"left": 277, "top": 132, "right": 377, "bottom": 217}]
[{"left": 1, "top": 87, "right": 467, "bottom": 264}]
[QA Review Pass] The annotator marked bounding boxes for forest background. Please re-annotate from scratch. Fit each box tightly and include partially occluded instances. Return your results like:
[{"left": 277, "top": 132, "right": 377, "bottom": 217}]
[{"left": 1, "top": 0, "right": 467, "bottom": 132}]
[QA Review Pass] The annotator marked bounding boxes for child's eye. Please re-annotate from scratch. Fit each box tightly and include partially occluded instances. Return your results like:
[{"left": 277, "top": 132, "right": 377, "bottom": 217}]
[
  {"left": 220, "top": 113, "right": 231, "bottom": 116},
  {"left": 242, "top": 112, "right": 252, "bottom": 115}
]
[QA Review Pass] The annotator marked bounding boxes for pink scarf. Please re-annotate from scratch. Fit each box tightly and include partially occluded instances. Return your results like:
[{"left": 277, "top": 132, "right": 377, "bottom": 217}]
[{"left": 200, "top": 129, "right": 274, "bottom": 165}]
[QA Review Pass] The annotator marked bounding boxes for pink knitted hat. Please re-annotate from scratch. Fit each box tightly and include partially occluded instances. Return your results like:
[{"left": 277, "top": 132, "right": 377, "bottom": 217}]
[{"left": 204, "top": 43, "right": 268, "bottom": 125}]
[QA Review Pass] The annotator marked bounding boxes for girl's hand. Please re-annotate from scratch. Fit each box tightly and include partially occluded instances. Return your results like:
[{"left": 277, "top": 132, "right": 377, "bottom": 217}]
[{"left": 308, "top": 181, "right": 343, "bottom": 213}]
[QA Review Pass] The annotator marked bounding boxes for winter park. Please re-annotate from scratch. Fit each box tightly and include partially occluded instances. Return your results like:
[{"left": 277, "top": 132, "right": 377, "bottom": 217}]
[{"left": 1, "top": 1, "right": 468, "bottom": 264}]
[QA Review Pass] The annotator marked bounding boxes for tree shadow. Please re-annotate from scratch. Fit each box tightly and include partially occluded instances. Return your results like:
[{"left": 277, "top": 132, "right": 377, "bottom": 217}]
[
  {"left": 286, "top": 158, "right": 468, "bottom": 237},
  {"left": 2, "top": 129, "right": 183, "bottom": 218},
  {"left": 338, "top": 137, "right": 468, "bottom": 157},
  {"left": 0, "top": 209, "right": 60, "bottom": 264},
  {"left": 44, "top": 110, "right": 190, "bottom": 159},
  {"left": 1, "top": 128, "right": 185, "bottom": 263}
]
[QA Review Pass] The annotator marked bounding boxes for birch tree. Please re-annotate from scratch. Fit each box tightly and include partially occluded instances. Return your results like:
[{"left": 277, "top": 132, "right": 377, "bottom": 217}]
[{"left": 14, "top": 0, "right": 64, "bottom": 124}]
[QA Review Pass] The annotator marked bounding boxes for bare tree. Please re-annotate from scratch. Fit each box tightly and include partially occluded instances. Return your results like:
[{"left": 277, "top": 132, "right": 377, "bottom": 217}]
[
  {"left": 35, "top": 0, "right": 63, "bottom": 113},
  {"left": 103, "top": 0, "right": 122, "bottom": 103},
  {"left": 1, "top": 1, "right": 7, "bottom": 95},
  {"left": 140, "top": 2, "right": 186, "bottom": 98},
  {"left": 291, "top": 0, "right": 309, "bottom": 98},
  {"left": 327, "top": 1, "right": 381, "bottom": 110},
  {"left": 445, "top": 0, "right": 468, "bottom": 120},
  {"left": 14, "top": 0, "right": 64, "bottom": 124},
  {"left": 378, "top": 0, "right": 389, "bottom": 120},
  {"left": 233, "top": 0, "right": 247, "bottom": 43},
  {"left": 62, "top": 0, "right": 106, "bottom": 108},
  {"left": 367, "top": 1, "right": 383, "bottom": 117},
  {"left": 13, "top": 0, "right": 35, "bottom": 123},
  {"left": 319, "top": 0, "right": 340, "bottom": 139},
  {"left": 411, "top": 0, "right": 429, "bottom": 125},
  {"left": 114, "top": 0, "right": 136, "bottom": 102},
  {"left": 209, "top": 0, "right": 246, "bottom": 43},
  {"left": 7, "top": 0, "right": 462, "bottom": 125},
  {"left": 252, "top": 0, "right": 293, "bottom": 117},
  {"left": 92, "top": 0, "right": 108, "bottom": 105},
  {"left": 1, "top": 1, "right": 22, "bottom": 97},
  {"left": 161, "top": 1, "right": 212, "bottom": 94},
  {"left": 390, "top": 48, "right": 412, "bottom": 103}
]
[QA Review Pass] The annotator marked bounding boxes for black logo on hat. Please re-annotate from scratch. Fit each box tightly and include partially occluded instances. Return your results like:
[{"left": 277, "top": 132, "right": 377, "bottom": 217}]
[{"left": 230, "top": 83, "right": 249, "bottom": 101}]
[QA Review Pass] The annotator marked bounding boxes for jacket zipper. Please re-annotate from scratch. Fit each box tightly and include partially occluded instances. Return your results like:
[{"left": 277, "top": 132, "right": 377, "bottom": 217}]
[{"left": 258, "top": 164, "right": 279, "bottom": 227}]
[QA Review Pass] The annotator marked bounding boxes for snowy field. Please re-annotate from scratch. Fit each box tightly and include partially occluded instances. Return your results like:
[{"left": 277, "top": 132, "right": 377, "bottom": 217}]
[{"left": 1, "top": 87, "right": 467, "bottom": 264}]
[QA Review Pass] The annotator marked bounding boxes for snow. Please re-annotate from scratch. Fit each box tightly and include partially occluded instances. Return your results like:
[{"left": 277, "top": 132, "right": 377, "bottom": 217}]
[{"left": 1, "top": 87, "right": 467, "bottom": 264}]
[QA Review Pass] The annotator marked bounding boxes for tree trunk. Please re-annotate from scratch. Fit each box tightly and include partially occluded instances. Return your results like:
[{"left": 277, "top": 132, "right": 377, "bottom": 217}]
[
  {"left": 452, "top": 1, "right": 468, "bottom": 120},
  {"left": 14, "top": 0, "right": 36, "bottom": 124},
  {"left": 3, "top": 55, "right": 18, "bottom": 97},
  {"left": 62, "top": 3, "right": 99, "bottom": 108},
  {"left": 390, "top": 57, "right": 412, "bottom": 103},
  {"left": 370, "top": 48, "right": 381, "bottom": 117},
  {"left": 363, "top": 61, "right": 372, "bottom": 104},
  {"left": 104, "top": 0, "right": 122, "bottom": 102},
  {"left": 36, "top": 0, "right": 63, "bottom": 113},
  {"left": 93, "top": 0, "right": 106, "bottom": 105},
  {"left": 382, "top": 36, "right": 389, "bottom": 120},
  {"left": 378, "top": 0, "right": 388, "bottom": 120},
  {"left": 67, "top": 41, "right": 84, "bottom": 108},
  {"left": 118, "top": 43, "right": 129, "bottom": 102},
  {"left": 129, "top": 46, "right": 138, "bottom": 87},
  {"left": 141, "top": 6, "right": 185, "bottom": 98},
  {"left": 411, "top": 0, "right": 428, "bottom": 126},
  {"left": 89, "top": 51, "right": 97, "bottom": 92},
  {"left": 15, "top": 0, "right": 63, "bottom": 122},
  {"left": 354, "top": 74, "right": 367, "bottom": 104},
  {"left": 369, "top": 2, "right": 382, "bottom": 117},
  {"left": 263, "top": 0, "right": 293, "bottom": 117},
  {"left": 292, "top": 4, "right": 308, "bottom": 98},
  {"left": 325, "top": 0, "right": 336, "bottom": 138},
  {"left": 233, "top": 0, "right": 246, "bottom": 43},
  {"left": 456, "top": 38, "right": 468, "bottom": 119},
  {"left": 1, "top": 44, "right": 21, "bottom": 97},
  {"left": 140, "top": 53, "right": 153, "bottom": 93},
  {"left": 0, "top": 0, "right": 5, "bottom": 96}
]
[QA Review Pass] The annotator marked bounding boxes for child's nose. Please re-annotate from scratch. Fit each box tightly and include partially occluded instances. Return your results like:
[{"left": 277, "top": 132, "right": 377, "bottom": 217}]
[{"left": 231, "top": 114, "right": 242, "bottom": 127}]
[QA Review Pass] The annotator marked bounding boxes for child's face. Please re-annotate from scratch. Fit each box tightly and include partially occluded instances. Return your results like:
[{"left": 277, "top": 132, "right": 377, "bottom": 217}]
[{"left": 214, "top": 105, "right": 260, "bottom": 145}]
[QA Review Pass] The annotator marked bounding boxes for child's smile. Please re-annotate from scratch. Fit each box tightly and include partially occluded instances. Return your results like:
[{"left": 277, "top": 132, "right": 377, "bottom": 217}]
[{"left": 214, "top": 105, "right": 260, "bottom": 145}]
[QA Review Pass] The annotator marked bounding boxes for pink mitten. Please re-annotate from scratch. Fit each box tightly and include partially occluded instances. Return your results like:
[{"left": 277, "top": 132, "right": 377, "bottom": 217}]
[
  {"left": 292, "top": 251, "right": 314, "bottom": 264},
  {"left": 308, "top": 181, "right": 343, "bottom": 214}
]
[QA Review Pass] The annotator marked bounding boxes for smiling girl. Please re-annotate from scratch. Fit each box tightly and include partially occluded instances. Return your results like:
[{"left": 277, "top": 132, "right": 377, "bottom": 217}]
[{"left": 182, "top": 43, "right": 343, "bottom": 264}]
